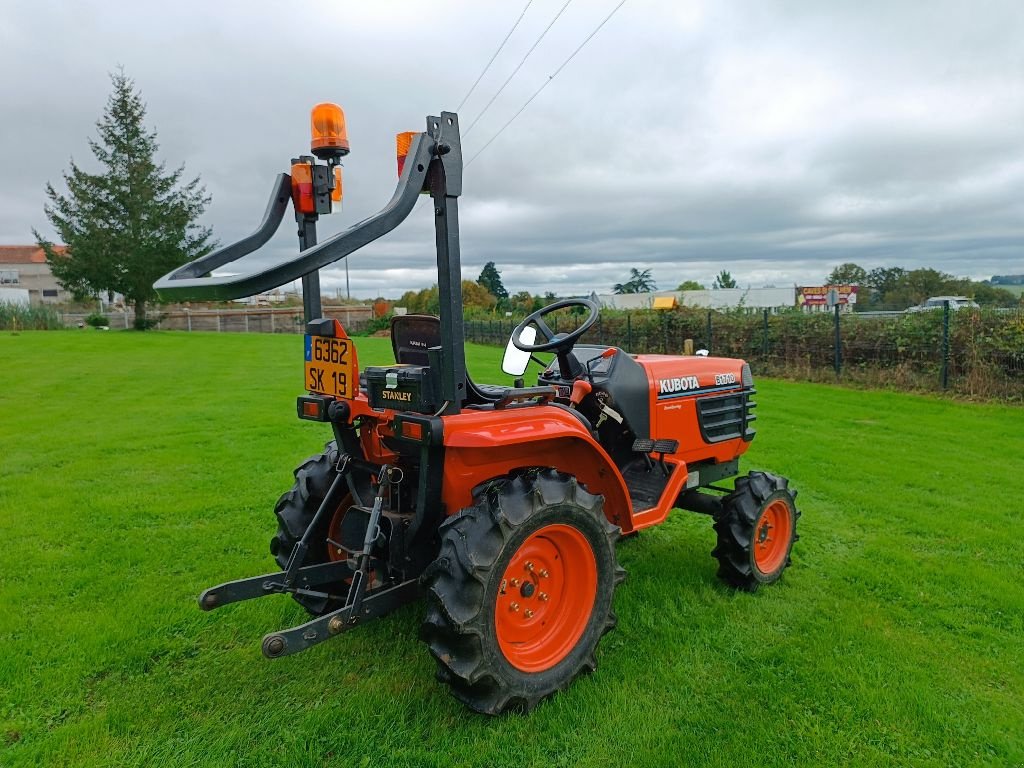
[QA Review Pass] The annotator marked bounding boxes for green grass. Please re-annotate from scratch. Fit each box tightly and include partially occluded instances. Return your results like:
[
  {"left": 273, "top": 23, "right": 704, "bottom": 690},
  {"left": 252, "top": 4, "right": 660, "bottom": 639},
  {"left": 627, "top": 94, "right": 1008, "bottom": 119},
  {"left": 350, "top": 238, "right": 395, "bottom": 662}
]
[{"left": 1, "top": 330, "right": 1023, "bottom": 768}]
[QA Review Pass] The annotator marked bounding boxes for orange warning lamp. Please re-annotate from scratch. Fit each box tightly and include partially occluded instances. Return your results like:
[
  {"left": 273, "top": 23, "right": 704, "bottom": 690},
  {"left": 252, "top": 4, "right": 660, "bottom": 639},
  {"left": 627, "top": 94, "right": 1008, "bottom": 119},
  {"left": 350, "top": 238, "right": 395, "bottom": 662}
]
[
  {"left": 331, "top": 166, "right": 343, "bottom": 203},
  {"left": 310, "top": 103, "right": 350, "bottom": 160}
]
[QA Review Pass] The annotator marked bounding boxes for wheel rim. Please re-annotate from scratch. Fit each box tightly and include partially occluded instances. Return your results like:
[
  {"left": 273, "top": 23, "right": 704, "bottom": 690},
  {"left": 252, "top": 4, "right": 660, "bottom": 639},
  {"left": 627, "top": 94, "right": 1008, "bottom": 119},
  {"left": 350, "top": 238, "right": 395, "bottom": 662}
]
[
  {"left": 752, "top": 499, "right": 792, "bottom": 575},
  {"left": 495, "top": 523, "right": 597, "bottom": 673},
  {"left": 326, "top": 494, "right": 354, "bottom": 563}
]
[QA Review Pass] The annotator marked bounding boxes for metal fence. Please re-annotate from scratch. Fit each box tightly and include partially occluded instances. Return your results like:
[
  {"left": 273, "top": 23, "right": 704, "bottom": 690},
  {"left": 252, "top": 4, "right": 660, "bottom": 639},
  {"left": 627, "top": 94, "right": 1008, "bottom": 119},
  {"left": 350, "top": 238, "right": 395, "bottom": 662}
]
[
  {"left": 60, "top": 305, "right": 374, "bottom": 334},
  {"left": 465, "top": 306, "right": 1024, "bottom": 400}
]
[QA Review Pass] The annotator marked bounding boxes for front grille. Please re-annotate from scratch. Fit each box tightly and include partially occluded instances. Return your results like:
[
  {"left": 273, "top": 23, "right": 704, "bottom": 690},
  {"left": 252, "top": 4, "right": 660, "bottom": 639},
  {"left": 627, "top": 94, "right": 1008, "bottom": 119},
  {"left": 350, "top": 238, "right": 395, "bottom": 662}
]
[{"left": 696, "top": 388, "right": 757, "bottom": 443}]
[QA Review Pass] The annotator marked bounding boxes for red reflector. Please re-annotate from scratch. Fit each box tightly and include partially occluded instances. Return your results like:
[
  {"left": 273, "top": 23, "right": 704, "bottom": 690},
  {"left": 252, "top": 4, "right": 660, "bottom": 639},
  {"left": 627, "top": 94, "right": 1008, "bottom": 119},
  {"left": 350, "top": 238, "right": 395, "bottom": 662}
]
[
  {"left": 290, "top": 162, "right": 315, "bottom": 214},
  {"left": 302, "top": 400, "right": 322, "bottom": 418},
  {"left": 400, "top": 421, "right": 423, "bottom": 441}
]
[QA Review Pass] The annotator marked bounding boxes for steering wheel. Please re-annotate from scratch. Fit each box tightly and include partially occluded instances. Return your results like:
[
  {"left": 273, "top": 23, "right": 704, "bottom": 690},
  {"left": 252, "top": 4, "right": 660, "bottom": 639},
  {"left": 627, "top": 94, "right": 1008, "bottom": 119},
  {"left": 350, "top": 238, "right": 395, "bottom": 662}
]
[
  {"left": 512, "top": 298, "right": 600, "bottom": 353},
  {"left": 512, "top": 299, "right": 600, "bottom": 382}
]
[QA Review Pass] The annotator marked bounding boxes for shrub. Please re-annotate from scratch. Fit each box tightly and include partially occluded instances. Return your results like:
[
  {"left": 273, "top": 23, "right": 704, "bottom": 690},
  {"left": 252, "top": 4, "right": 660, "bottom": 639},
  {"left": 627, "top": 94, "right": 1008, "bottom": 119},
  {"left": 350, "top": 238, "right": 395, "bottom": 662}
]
[{"left": 86, "top": 312, "right": 111, "bottom": 328}]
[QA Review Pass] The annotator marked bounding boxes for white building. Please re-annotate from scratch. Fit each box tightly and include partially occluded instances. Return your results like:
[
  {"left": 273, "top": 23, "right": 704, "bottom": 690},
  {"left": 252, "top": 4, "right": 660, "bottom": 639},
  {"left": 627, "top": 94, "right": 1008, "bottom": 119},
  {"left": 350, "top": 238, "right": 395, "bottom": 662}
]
[
  {"left": 0, "top": 246, "right": 70, "bottom": 304},
  {"left": 595, "top": 287, "right": 796, "bottom": 311}
]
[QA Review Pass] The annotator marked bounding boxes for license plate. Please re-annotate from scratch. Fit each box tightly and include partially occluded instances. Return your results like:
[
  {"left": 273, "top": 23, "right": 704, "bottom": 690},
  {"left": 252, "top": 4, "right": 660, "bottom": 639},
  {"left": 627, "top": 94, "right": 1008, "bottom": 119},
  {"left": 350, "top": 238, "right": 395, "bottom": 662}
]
[{"left": 304, "top": 335, "right": 355, "bottom": 398}]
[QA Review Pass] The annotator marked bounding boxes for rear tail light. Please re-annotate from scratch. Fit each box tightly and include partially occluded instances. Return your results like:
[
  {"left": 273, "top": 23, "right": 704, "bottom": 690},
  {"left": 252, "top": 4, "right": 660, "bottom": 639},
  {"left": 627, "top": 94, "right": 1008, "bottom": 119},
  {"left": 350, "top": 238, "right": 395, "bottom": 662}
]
[
  {"left": 396, "top": 131, "right": 416, "bottom": 177},
  {"left": 290, "top": 162, "right": 315, "bottom": 214}
]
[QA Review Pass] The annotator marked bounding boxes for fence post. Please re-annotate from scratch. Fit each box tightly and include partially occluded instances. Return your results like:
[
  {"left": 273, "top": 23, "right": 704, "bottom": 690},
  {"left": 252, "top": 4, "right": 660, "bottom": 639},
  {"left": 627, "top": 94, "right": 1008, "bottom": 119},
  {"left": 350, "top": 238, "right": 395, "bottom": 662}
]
[
  {"left": 186, "top": 308, "right": 192, "bottom": 332},
  {"left": 217, "top": 311, "right": 222, "bottom": 333},
  {"left": 270, "top": 310, "right": 275, "bottom": 333},
  {"left": 626, "top": 312, "right": 632, "bottom": 351},
  {"left": 941, "top": 300, "right": 950, "bottom": 389},
  {"left": 706, "top": 310, "right": 712, "bottom": 353},
  {"left": 244, "top": 310, "right": 249, "bottom": 333},
  {"left": 124, "top": 310, "right": 129, "bottom": 329},
  {"left": 762, "top": 309, "right": 769, "bottom": 358},
  {"left": 662, "top": 311, "right": 669, "bottom": 354},
  {"left": 597, "top": 315, "right": 603, "bottom": 345},
  {"left": 833, "top": 304, "right": 841, "bottom": 377}
]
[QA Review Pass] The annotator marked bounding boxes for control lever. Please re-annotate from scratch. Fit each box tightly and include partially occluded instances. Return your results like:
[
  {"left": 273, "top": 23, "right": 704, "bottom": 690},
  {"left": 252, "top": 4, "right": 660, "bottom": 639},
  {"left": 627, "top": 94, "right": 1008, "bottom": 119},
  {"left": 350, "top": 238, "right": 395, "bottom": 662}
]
[{"left": 569, "top": 379, "right": 592, "bottom": 408}]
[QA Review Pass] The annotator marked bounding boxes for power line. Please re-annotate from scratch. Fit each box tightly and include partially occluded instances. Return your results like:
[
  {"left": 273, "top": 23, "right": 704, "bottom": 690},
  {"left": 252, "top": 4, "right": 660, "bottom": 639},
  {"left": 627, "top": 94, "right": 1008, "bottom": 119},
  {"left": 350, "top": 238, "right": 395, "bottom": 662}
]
[
  {"left": 456, "top": 1, "right": 535, "bottom": 113},
  {"left": 466, "top": 0, "right": 628, "bottom": 167},
  {"left": 462, "top": 0, "right": 574, "bottom": 137}
]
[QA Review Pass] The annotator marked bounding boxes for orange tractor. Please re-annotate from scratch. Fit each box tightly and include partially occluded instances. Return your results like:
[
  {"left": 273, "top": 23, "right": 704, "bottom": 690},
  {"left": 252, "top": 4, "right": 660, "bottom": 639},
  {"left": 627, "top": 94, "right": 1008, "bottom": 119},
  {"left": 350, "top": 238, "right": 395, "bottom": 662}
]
[{"left": 155, "top": 105, "right": 799, "bottom": 714}]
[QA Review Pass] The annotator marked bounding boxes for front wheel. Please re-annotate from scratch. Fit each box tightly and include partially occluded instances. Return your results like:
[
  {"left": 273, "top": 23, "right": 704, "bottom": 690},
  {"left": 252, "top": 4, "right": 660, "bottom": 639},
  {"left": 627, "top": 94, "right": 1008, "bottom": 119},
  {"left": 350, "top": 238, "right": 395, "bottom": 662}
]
[
  {"left": 712, "top": 471, "right": 799, "bottom": 591},
  {"left": 420, "top": 470, "right": 625, "bottom": 714}
]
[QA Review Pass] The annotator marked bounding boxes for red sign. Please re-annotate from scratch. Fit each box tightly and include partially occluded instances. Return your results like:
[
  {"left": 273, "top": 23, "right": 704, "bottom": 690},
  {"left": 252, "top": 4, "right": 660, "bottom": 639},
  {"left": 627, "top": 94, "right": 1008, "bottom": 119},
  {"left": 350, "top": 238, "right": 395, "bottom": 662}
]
[{"left": 798, "top": 285, "right": 859, "bottom": 306}]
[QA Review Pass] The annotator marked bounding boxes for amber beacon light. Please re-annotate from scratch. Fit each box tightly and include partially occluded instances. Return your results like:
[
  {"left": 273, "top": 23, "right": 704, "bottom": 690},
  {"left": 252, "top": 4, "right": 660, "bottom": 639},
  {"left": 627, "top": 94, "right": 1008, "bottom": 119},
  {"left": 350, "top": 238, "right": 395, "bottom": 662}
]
[{"left": 310, "top": 102, "right": 350, "bottom": 160}]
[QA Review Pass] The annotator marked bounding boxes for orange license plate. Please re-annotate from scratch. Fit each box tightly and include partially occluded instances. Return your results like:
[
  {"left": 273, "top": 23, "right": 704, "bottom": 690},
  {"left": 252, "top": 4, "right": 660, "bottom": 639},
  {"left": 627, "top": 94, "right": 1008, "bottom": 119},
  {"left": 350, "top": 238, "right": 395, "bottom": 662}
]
[{"left": 304, "top": 335, "right": 355, "bottom": 398}]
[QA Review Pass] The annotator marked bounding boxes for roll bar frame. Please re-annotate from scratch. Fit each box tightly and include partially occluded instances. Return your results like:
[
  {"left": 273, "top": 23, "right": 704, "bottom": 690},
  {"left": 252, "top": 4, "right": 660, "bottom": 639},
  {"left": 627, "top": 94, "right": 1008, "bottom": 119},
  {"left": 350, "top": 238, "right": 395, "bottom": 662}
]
[
  {"left": 154, "top": 111, "right": 468, "bottom": 414},
  {"left": 153, "top": 113, "right": 458, "bottom": 302}
]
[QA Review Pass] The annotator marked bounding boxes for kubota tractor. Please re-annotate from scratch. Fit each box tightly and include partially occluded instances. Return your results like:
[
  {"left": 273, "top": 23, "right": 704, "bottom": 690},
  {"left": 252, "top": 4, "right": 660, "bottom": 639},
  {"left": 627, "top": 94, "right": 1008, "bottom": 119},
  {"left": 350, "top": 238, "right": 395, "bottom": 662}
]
[{"left": 155, "top": 105, "right": 799, "bottom": 714}]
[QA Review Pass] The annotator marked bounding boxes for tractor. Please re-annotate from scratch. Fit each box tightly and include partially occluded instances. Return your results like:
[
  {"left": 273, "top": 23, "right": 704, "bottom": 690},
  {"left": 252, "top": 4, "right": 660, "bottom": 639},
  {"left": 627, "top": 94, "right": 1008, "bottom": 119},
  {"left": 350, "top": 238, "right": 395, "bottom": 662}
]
[{"left": 155, "top": 105, "right": 800, "bottom": 714}]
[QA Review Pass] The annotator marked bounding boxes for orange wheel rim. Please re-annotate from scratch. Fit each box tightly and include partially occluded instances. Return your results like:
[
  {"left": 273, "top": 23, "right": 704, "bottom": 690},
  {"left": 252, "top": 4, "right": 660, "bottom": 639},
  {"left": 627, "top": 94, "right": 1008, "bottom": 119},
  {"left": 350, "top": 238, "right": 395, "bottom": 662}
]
[
  {"left": 326, "top": 494, "right": 354, "bottom": 563},
  {"left": 495, "top": 524, "right": 597, "bottom": 673},
  {"left": 752, "top": 499, "right": 792, "bottom": 575}
]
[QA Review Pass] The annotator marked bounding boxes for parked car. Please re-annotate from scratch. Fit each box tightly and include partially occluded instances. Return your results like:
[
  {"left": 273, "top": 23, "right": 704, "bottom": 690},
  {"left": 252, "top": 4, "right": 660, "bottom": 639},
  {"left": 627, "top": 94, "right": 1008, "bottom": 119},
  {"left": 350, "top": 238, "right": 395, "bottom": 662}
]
[{"left": 906, "top": 296, "right": 980, "bottom": 312}]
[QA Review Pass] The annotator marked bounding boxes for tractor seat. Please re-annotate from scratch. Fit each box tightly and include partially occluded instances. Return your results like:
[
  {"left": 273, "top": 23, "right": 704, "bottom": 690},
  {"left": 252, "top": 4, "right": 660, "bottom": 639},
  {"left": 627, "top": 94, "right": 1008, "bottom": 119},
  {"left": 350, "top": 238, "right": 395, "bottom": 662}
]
[{"left": 390, "top": 314, "right": 510, "bottom": 405}]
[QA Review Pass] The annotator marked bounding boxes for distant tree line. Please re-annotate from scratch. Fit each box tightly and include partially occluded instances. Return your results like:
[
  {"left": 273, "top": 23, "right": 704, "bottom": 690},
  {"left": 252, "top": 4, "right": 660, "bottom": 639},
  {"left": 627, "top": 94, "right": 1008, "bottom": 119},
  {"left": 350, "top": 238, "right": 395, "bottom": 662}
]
[
  {"left": 395, "top": 260, "right": 1020, "bottom": 317},
  {"left": 824, "top": 263, "right": 1020, "bottom": 309}
]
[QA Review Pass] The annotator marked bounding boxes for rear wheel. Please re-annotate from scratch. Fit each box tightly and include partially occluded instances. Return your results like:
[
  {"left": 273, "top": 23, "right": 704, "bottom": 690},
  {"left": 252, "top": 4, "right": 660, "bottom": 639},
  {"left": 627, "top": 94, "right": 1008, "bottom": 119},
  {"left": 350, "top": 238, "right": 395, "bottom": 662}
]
[
  {"left": 712, "top": 471, "right": 799, "bottom": 592},
  {"left": 269, "top": 441, "right": 354, "bottom": 616},
  {"left": 420, "top": 469, "right": 625, "bottom": 714}
]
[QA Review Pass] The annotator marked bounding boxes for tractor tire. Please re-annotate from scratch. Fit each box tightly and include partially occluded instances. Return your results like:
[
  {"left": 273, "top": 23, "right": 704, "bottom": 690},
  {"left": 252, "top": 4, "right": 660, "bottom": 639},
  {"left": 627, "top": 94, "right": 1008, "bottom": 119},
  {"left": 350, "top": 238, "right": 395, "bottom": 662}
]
[
  {"left": 269, "top": 441, "right": 347, "bottom": 616},
  {"left": 712, "top": 471, "right": 799, "bottom": 592},
  {"left": 420, "top": 469, "right": 626, "bottom": 715}
]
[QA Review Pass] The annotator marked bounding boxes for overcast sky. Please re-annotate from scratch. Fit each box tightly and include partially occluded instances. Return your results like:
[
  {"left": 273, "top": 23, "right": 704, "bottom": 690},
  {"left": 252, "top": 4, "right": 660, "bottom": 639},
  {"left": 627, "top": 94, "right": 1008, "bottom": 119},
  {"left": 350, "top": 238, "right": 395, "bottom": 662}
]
[{"left": 3, "top": 0, "right": 1022, "bottom": 298}]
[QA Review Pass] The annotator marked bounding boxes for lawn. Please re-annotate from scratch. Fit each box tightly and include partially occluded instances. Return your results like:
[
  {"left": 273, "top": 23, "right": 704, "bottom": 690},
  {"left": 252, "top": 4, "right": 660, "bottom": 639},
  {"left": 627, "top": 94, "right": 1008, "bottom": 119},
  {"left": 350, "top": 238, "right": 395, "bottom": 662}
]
[{"left": 1, "top": 330, "right": 1022, "bottom": 768}]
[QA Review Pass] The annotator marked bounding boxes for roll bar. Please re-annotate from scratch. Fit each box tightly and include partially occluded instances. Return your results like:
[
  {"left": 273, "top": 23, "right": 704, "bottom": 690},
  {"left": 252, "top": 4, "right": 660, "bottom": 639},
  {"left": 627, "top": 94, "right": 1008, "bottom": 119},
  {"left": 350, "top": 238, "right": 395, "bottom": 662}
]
[{"left": 153, "top": 113, "right": 460, "bottom": 302}]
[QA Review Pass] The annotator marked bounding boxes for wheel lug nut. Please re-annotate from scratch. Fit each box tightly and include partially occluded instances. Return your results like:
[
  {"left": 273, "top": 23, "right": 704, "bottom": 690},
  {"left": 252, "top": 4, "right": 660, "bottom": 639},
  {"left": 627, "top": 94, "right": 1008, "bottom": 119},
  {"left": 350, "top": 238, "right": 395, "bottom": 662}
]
[
  {"left": 524, "top": 561, "right": 534, "bottom": 571},
  {"left": 524, "top": 609, "right": 534, "bottom": 618},
  {"left": 510, "top": 578, "right": 520, "bottom": 587},
  {"left": 539, "top": 569, "right": 549, "bottom": 578},
  {"left": 509, "top": 601, "right": 520, "bottom": 612},
  {"left": 538, "top": 592, "right": 549, "bottom": 602}
]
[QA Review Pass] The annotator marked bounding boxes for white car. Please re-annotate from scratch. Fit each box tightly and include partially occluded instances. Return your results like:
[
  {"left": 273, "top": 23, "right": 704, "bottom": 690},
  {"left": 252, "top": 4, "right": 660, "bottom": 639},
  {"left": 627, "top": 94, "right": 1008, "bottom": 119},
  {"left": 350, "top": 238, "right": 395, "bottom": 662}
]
[{"left": 907, "top": 296, "right": 980, "bottom": 312}]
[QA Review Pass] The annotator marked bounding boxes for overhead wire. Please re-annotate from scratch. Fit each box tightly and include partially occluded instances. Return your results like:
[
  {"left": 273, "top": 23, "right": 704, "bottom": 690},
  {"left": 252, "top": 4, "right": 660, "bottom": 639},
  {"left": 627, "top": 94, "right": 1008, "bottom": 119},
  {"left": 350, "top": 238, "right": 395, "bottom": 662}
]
[
  {"left": 412, "top": 1, "right": 536, "bottom": 215},
  {"left": 456, "top": 0, "right": 535, "bottom": 113},
  {"left": 462, "top": 0, "right": 575, "bottom": 137},
  {"left": 466, "top": 0, "right": 628, "bottom": 168}
]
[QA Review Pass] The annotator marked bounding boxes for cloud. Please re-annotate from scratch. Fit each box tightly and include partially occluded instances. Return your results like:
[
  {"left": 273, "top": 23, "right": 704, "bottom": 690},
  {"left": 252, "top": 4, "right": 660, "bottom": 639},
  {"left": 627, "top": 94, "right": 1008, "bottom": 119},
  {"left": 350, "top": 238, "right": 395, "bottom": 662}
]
[{"left": 3, "top": 0, "right": 1022, "bottom": 298}]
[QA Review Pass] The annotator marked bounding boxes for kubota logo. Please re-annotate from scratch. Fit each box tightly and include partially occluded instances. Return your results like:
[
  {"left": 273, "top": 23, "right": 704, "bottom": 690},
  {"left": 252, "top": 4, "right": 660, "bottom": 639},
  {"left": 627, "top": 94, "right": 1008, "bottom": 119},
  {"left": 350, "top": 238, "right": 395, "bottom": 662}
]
[{"left": 658, "top": 376, "right": 700, "bottom": 394}]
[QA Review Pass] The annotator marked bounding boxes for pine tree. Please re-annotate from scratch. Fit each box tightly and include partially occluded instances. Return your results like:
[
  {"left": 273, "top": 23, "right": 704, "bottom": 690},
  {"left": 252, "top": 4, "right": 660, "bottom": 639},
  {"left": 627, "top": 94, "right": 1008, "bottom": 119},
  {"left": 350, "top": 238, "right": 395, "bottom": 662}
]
[
  {"left": 35, "top": 70, "right": 213, "bottom": 329},
  {"left": 613, "top": 267, "right": 656, "bottom": 294},
  {"left": 476, "top": 261, "right": 509, "bottom": 302},
  {"left": 713, "top": 270, "right": 737, "bottom": 289}
]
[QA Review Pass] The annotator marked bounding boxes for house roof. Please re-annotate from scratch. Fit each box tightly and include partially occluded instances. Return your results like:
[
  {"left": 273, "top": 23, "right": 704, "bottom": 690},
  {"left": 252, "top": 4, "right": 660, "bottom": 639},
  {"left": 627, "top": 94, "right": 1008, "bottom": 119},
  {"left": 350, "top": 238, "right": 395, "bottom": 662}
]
[{"left": 0, "top": 245, "right": 66, "bottom": 264}]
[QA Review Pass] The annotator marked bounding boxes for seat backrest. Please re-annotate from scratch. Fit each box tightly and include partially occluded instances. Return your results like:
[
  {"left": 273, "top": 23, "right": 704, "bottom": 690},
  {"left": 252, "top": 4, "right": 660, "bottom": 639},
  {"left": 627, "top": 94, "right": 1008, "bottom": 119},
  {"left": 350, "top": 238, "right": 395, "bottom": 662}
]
[{"left": 391, "top": 314, "right": 442, "bottom": 366}]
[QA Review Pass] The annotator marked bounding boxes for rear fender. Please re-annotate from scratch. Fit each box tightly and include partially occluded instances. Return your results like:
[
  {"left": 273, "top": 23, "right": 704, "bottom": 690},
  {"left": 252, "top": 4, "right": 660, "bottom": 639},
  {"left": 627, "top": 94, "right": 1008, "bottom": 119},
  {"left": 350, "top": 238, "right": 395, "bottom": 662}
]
[{"left": 440, "top": 406, "right": 635, "bottom": 532}]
